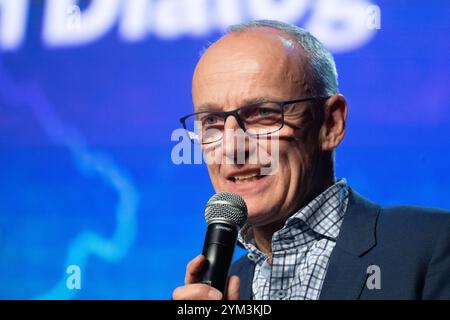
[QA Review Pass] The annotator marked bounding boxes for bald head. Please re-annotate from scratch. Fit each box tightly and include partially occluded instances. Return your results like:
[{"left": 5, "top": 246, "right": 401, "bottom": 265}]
[
  {"left": 193, "top": 28, "right": 312, "bottom": 112},
  {"left": 193, "top": 21, "right": 338, "bottom": 110}
]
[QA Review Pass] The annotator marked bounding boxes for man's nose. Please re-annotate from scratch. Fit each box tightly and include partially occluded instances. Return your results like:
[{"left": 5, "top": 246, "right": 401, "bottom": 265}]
[
  {"left": 223, "top": 114, "right": 242, "bottom": 132},
  {"left": 222, "top": 115, "right": 252, "bottom": 165},
  {"left": 223, "top": 115, "right": 242, "bottom": 153}
]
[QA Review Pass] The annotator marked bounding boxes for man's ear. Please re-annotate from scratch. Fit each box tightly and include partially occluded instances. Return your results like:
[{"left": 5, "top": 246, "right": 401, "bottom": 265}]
[{"left": 319, "top": 94, "right": 348, "bottom": 151}]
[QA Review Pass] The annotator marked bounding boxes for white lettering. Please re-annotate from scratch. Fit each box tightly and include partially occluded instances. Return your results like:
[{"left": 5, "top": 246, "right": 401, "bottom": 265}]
[
  {"left": 248, "top": 0, "right": 311, "bottom": 23},
  {"left": 0, "top": 0, "right": 28, "bottom": 50},
  {"left": 214, "top": 0, "right": 243, "bottom": 31},
  {"left": 119, "top": 0, "right": 152, "bottom": 42},
  {"left": 43, "top": 0, "right": 120, "bottom": 48},
  {"left": 0, "top": 0, "right": 378, "bottom": 53},
  {"left": 366, "top": 264, "right": 381, "bottom": 290},
  {"left": 66, "top": 264, "right": 81, "bottom": 290},
  {"left": 306, "top": 0, "right": 376, "bottom": 53}
]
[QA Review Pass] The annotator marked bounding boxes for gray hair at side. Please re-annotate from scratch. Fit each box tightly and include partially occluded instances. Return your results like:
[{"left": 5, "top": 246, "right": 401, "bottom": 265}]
[{"left": 226, "top": 20, "right": 339, "bottom": 97}]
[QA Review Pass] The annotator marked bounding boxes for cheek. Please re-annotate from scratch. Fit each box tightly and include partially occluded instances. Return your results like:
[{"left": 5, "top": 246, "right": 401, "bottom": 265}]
[{"left": 280, "top": 140, "right": 314, "bottom": 186}]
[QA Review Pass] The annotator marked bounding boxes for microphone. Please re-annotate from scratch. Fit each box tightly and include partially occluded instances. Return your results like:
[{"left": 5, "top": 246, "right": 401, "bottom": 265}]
[{"left": 200, "top": 192, "right": 248, "bottom": 294}]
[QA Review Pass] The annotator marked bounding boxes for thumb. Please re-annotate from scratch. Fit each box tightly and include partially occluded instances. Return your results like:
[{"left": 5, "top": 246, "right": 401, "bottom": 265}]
[{"left": 225, "top": 275, "right": 240, "bottom": 300}]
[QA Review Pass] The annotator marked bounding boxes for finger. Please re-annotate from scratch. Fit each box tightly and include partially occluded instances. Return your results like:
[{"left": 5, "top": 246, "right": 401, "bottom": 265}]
[
  {"left": 173, "top": 283, "right": 223, "bottom": 300},
  {"left": 184, "top": 254, "right": 206, "bottom": 285},
  {"left": 225, "top": 275, "right": 240, "bottom": 300}
]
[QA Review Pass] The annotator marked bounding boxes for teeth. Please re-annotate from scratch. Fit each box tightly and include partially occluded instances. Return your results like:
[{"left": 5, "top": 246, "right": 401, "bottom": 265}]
[
  {"left": 233, "top": 173, "right": 260, "bottom": 184},
  {"left": 234, "top": 173, "right": 258, "bottom": 180}
]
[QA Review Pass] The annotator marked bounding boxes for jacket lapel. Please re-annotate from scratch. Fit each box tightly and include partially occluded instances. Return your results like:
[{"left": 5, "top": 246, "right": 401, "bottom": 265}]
[{"left": 319, "top": 189, "right": 380, "bottom": 300}]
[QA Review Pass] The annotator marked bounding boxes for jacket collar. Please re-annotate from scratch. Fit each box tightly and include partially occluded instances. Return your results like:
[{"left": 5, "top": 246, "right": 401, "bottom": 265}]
[
  {"left": 334, "top": 188, "right": 379, "bottom": 256},
  {"left": 319, "top": 188, "right": 380, "bottom": 299}
]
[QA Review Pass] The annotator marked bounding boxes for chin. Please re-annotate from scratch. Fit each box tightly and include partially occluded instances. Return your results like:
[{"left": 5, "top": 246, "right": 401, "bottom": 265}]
[{"left": 244, "top": 202, "right": 272, "bottom": 225}]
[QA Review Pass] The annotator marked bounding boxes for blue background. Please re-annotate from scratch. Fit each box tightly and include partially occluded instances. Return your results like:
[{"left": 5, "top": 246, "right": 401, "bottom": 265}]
[{"left": 0, "top": 0, "right": 449, "bottom": 299}]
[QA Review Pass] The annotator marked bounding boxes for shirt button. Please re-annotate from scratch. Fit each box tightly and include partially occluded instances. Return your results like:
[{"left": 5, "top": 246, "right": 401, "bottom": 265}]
[{"left": 274, "top": 290, "right": 287, "bottom": 299}]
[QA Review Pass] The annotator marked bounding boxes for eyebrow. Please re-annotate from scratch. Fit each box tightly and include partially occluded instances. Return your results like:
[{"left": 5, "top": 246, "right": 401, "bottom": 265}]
[
  {"left": 196, "top": 103, "right": 222, "bottom": 113},
  {"left": 196, "top": 97, "right": 279, "bottom": 113}
]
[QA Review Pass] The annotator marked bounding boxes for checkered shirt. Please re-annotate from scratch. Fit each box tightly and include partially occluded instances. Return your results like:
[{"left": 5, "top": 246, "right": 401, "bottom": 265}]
[{"left": 237, "top": 179, "right": 349, "bottom": 300}]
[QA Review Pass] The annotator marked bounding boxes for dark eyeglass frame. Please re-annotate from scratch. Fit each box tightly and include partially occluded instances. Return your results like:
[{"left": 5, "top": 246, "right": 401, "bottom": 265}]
[{"left": 179, "top": 96, "right": 330, "bottom": 144}]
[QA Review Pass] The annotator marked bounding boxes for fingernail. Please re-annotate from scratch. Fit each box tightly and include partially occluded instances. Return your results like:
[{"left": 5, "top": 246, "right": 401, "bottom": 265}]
[{"left": 208, "top": 289, "right": 222, "bottom": 300}]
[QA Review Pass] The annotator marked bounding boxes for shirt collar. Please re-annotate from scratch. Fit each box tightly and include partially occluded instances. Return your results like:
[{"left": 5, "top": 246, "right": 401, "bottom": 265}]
[
  {"left": 285, "top": 178, "right": 348, "bottom": 239},
  {"left": 238, "top": 178, "right": 349, "bottom": 256}
]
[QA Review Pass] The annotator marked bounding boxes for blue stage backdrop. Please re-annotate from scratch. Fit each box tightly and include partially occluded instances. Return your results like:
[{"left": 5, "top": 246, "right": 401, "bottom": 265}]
[{"left": 0, "top": 0, "right": 448, "bottom": 299}]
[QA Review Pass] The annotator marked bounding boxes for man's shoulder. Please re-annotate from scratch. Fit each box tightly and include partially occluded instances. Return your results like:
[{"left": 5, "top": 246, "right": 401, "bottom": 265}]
[
  {"left": 332, "top": 188, "right": 450, "bottom": 262},
  {"left": 349, "top": 190, "right": 450, "bottom": 255},
  {"left": 377, "top": 203, "right": 449, "bottom": 248},
  {"left": 349, "top": 189, "right": 450, "bottom": 228},
  {"left": 378, "top": 203, "right": 450, "bottom": 229},
  {"left": 381, "top": 203, "right": 449, "bottom": 217}
]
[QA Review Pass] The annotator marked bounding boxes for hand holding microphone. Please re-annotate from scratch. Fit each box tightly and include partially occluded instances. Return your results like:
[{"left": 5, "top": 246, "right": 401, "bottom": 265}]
[{"left": 172, "top": 192, "right": 247, "bottom": 300}]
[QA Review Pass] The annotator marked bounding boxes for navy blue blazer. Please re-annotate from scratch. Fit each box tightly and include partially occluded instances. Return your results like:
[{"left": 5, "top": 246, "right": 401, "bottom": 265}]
[{"left": 230, "top": 189, "right": 450, "bottom": 299}]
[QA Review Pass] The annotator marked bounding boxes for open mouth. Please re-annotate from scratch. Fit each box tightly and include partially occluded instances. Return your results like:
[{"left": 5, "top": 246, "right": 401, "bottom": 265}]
[{"left": 229, "top": 172, "right": 264, "bottom": 184}]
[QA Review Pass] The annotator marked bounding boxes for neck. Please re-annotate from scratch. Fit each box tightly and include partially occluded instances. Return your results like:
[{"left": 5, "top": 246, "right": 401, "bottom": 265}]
[
  {"left": 251, "top": 163, "right": 335, "bottom": 258},
  {"left": 252, "top": 219, "right": 285, "bottom": 256}
]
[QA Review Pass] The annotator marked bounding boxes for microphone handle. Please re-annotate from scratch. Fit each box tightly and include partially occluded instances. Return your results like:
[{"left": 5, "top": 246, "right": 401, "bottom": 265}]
[{"left": 200, "top": 222, "right": 238, "bottom": 293}]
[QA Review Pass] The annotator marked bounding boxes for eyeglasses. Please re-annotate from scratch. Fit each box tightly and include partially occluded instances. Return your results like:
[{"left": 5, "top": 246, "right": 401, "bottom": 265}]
[{"left": 179, "top": 96, "right": 329, "bottom": 144}]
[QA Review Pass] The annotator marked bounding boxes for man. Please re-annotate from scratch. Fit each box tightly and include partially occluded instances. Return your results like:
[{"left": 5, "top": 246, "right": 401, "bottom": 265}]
[{"left": 173, "top": 20, "right": 450, "bottom": 300}]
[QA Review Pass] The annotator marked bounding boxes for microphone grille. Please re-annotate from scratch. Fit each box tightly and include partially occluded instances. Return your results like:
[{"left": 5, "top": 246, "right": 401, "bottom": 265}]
[{"left": 205, "top": 192, "right": 248, "bottom": 229}]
